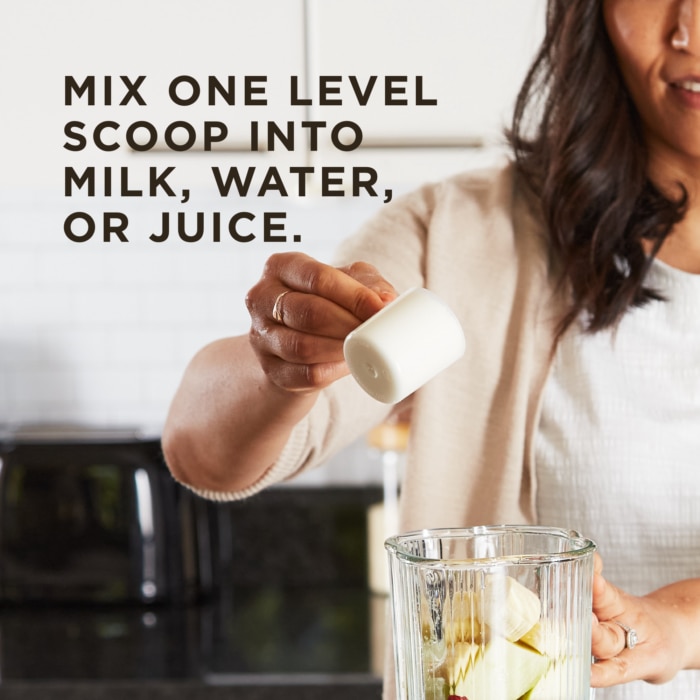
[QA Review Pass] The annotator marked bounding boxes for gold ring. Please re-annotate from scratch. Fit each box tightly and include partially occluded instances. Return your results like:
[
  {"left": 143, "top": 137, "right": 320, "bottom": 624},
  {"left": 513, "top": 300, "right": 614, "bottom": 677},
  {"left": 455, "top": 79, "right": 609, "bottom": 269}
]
[{"left": 272, "top": 290, "right": 290, "bottom": 324}]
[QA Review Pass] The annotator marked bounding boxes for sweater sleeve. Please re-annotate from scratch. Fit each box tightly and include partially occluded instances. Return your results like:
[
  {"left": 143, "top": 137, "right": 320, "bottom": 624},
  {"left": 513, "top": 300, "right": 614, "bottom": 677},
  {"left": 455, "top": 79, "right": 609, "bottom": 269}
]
[
  {"left": 333, "top": 180, "right": 437, "bottom": 293},
  {"left": 186, "top": 183, "right": 440, "bottom": 502}
]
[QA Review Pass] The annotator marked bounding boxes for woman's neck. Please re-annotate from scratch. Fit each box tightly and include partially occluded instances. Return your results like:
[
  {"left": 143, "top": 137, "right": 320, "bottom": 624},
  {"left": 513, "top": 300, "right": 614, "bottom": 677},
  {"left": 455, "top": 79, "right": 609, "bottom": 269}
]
[
  {"left": 646, "top": 153, "right": 700, "bottom": 273},
  {"left": 655, "top": 211, "right": 700, "bottom": 273}
]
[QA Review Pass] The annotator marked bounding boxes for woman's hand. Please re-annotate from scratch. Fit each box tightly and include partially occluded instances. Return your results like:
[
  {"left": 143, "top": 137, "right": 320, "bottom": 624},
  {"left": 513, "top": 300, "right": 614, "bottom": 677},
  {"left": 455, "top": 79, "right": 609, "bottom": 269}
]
[
  {"left": 163, "top": 251, "right": 396, "bottom": 494},
  {"left": 591, "top": 555, "right": 700, "bottom": 687},
  {"left": 245, "top": 251, "right": 397, "bottom": 393}
]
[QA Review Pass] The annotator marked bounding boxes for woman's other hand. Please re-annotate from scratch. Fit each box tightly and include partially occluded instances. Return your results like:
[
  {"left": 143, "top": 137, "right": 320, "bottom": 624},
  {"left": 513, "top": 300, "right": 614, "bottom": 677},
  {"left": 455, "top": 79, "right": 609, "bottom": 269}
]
[
  {"left": 591, "top": 554, "right": 700, "bottom": 687},
  {"left": 246, "top": 251, "right": 397, "bottom": 393}
]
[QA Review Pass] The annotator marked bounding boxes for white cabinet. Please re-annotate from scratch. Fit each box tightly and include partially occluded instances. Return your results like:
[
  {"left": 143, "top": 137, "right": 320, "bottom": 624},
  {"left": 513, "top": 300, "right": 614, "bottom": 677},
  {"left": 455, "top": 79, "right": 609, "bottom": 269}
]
[
  {"left": 2, "top": 0, "right": 309, "bottom": 188},
  {"left": 2, "top": 0, "right": 547, "bottom": 189},
  {"left": 305, "top": 0, "right": 547, "bottom": 183}
]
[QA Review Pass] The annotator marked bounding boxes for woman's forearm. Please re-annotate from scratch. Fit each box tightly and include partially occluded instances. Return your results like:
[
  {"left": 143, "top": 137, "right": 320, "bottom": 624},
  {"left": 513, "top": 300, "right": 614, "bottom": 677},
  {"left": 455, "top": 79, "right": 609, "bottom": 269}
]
[
  {"left": 162, "top": 335, "right": 319, "bottom": 494},
  {"left": 162, "top": 252, "right": 398, "bottom": 495},
  {"left": 645, "top": 577, "right": 700, "bottom": 674}
]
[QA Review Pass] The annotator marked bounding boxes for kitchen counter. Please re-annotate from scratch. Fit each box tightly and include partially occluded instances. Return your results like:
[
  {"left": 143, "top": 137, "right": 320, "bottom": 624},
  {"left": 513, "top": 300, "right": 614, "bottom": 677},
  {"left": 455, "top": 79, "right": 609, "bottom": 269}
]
[
  {"left": 0, "top": 486, "right": 385, "bottom": 699},
  {"left": 0, "top": 680, "right": 381, "bottom": 700}
]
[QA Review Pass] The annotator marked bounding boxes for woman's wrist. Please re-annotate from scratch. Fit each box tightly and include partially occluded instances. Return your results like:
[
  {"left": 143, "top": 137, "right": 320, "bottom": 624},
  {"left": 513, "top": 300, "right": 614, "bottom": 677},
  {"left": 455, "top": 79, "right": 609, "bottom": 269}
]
[{"left": 644, "top": 579, "right": 700, "bottom": 674}]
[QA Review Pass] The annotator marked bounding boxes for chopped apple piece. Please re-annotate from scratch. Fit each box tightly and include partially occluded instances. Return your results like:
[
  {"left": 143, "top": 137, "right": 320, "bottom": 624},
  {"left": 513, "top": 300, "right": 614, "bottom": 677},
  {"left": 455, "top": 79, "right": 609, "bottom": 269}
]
[
  {"left": 444, "top": 591, "right": 483, "bottom": 644},
  {"left": 453, "top": 637, "right": 548, "bottom": 700},
  {"left": 519, "top": 621, "right": 547, "bottom": 654},
  {"left": 477, "top": 574, "right": 541, "bottom": 643},
  {"left": 448, "top": 641, "right": 480, "bottom": 689},
  {"left": 519, "top": 621, "right": 564, "bottom": 659},
  {"left": 422, "top": 589, "right": 484, "bottom": 646},
  {"left": 519, "top": 658, "right": 581, "bottom": 699}
]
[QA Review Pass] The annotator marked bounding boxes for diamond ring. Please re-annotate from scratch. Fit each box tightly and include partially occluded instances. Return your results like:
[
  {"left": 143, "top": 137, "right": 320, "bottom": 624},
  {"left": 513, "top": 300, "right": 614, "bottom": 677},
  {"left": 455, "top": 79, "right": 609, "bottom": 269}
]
[{"left": 612, "top": 620, "right": 638, "bottom": 650}]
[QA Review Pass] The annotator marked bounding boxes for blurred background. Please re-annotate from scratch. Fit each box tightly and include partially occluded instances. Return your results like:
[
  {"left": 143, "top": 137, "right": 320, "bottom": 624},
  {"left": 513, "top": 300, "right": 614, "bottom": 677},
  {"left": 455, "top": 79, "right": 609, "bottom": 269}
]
[
  {"left": 0, "top": 2, "right": 545, "bottom": 696},
  {"left": 0, "top": 0, "right": 544, "bottom": 480}
]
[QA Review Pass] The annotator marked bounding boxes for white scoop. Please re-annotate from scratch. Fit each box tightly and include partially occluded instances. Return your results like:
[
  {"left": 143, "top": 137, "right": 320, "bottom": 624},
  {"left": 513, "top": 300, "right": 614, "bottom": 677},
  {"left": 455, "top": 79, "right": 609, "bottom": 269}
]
[{"left": 343, "top": 287, "right": 466, "bottom": 404}]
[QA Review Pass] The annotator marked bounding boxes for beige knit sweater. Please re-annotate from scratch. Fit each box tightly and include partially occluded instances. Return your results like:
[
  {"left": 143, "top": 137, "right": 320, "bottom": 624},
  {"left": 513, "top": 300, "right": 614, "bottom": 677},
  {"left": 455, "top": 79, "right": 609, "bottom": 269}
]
[
  {"left": 212, "top": 160, "right": 566, "bottom": 535},
  {"left": 193, "top": 161, "right": 567, "bottom": 700}
]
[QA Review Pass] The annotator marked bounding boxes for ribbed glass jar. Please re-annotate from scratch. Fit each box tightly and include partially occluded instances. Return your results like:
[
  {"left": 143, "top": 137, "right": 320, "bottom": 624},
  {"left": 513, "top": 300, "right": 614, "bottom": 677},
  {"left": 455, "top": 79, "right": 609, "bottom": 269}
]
[{"left": 385, "top": 526, "right": 597, "bottom": 700}]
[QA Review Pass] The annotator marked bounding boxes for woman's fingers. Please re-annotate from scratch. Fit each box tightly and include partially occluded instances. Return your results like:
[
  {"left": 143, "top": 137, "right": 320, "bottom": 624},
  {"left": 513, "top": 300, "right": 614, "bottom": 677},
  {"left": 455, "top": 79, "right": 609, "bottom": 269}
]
[
  {"left": 590, "top": 652, "right": 635, "bottom": 687},
  {"left": 592, "top": 613, "right": 635, "bottom": 665},
  {"left": 245, "top": 252, "right": 397, "bottom": 392},
  {"left": 253, "top": 324, "right": 345, "bottom": 365},
  {"left": 589, "top": 566, "right": 641, "bottom": 687},
  {"left": 594, "top": 551, "right": 603, "bottom": 575},
  {"left": 265, "top": 252, "right": 395, "bottom": 324},
  {"left": 592, "top": 571, "right": 630, "bottom": 660},
  {"left": 265, "top": 289, "right": 370, "bottom": 338},
  {"left": 337, "top": 260, "right": 398, "bottom": 305},
  {"left": 593, "top": 568, "right": 626, "bottom": 621},
  {"left": 247, "top": 253, "right": 396, "bottom": 337},
  {"left": 255, "top": 354, "right": 350, "bottom": 393},
  {"left": 589, "top": 570, "right": 679, "bottom": 688}
]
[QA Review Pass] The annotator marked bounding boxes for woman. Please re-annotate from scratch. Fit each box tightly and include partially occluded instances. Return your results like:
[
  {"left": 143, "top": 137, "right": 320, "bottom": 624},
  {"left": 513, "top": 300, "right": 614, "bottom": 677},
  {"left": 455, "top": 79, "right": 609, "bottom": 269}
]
[{"left": 163, "top": 0, "right": 700, "bottom": 696}]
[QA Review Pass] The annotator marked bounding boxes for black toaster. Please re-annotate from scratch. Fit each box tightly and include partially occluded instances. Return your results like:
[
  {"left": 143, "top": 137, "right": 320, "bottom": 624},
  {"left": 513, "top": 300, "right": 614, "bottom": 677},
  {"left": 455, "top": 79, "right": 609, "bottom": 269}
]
[{"left": 0, "top": 425, "right": 224, "bottom": 605}]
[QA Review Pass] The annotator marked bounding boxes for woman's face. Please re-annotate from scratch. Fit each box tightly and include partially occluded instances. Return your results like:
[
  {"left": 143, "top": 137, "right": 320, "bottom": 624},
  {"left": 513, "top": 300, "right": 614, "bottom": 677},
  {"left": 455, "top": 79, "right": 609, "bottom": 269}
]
[{"left": 603, "top": 0, "right": 700, "bottom": 184}]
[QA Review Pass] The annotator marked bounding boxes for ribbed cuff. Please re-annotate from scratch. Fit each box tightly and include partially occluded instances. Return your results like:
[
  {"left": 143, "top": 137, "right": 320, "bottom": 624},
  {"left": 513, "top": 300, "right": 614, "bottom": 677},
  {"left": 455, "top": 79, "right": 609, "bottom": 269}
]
[{"left": 181, "top": 416, "right": 311, "bottom": 502}]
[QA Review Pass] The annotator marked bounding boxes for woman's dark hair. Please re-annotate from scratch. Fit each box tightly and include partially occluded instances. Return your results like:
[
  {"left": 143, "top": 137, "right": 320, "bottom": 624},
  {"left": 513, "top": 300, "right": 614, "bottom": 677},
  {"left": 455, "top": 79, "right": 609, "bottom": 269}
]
[{"left": 509, "top": 0, "right": 687, "bottom": 335}]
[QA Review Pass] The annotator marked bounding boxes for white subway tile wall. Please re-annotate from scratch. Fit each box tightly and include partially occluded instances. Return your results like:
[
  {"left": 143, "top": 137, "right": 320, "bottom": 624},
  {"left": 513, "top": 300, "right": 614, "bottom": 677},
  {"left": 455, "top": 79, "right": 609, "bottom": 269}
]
[
  {"left": 0, "top": 187, "right": 383, "bottom": 433},
  {"left": 1, "top": 142, "right": 512, "bottom": 483},
  {"left": 1, "top": 0, "right": 539, "bottom": 484},
  {"left": 1, "top": 149, "right": 509, "bottom": 484}
]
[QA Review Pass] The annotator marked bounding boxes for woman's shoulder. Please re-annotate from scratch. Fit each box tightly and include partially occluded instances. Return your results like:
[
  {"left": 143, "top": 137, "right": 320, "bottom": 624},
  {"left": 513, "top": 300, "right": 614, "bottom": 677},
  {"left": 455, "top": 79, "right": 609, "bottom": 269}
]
[
  {"left": 344, "top": 156, "right": 540, "bottom": 248},
  {"left": 390, "top": 156, "right": 530, "bottom": 221},
  {"left": 337, "top": 155, "right": 542, "bottom": 259},
  {"left": 441, "top": 155, "right": 517, "bottom": 191}
]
